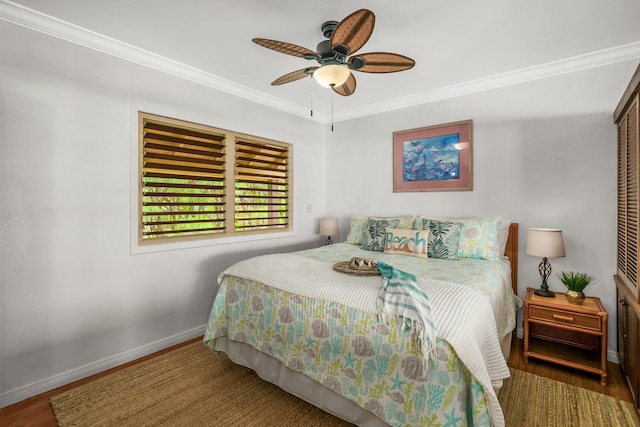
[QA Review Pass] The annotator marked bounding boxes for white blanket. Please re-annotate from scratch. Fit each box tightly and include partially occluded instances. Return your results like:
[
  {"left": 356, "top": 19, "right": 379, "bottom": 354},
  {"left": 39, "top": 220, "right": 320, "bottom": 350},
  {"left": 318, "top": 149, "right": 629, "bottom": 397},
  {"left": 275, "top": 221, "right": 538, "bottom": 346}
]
[{"left": 221, "top": 253, "right": 509, "bottom": 427}]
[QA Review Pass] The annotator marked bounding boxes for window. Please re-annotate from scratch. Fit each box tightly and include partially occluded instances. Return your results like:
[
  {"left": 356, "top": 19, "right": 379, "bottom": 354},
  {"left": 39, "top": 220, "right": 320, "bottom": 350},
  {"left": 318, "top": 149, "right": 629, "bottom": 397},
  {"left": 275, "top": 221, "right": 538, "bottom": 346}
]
[{"left": 138, "top": 112, "right": 291, "bottom": 244}]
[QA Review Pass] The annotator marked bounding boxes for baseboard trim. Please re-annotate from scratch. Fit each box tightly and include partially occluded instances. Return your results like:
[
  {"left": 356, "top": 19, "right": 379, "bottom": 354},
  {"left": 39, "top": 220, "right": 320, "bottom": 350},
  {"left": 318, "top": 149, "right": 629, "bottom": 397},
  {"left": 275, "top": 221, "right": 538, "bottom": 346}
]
[
  {"left": 515, "top": 327, "right": 619, "bottom": 364},
  {"left": 1, "top": 325, "right": 619, "bottom": 408},
  {"left": 0, "top": 325, "right": 207, "bottom": 409}
]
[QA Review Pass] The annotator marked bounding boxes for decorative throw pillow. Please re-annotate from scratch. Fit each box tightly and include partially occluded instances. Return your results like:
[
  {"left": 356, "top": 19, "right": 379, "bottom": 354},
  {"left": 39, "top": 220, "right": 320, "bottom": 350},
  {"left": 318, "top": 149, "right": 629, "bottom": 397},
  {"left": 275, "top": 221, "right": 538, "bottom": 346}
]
[
  {"left": 396, "top": 217, "right": 416, "bottom": 230},
  {"left": 456, "top": 216, "right": 503, "bottom": 260},
  {"left": 413, "top": 216, "right": 429, "bottom": 229},
  {"left": 383, "top": 228, "right": 429, "bottom": 258},
  {"left": 361, "top": 218, "right": 401, "bottom": 252},
  {"left": 345, "top": 215, "right": 370, "bottom": 244},
  {"left": 425, "top": 220, "right": 462, "bottom": 260},
  {"left": 347, "top": 215, "right": 414, "bottom": 245}
]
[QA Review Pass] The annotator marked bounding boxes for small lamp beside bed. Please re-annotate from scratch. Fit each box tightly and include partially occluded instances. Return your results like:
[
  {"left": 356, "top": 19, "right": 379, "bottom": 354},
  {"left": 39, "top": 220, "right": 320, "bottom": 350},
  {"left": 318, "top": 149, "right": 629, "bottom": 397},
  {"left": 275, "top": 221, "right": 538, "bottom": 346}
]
[
  {"left": 319, "top": 218, "right": 339, "bottom": 245},
  {"left": 526, "top": 228, "right": 566, "bottom": 298}
]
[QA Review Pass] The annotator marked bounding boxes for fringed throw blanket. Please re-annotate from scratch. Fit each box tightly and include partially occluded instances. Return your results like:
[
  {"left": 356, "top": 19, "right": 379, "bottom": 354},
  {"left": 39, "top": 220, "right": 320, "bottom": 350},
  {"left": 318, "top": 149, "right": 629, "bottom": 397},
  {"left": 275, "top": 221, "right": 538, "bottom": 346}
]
[{"left": 376, "top": 261, "right": 437, "bottom": 362}]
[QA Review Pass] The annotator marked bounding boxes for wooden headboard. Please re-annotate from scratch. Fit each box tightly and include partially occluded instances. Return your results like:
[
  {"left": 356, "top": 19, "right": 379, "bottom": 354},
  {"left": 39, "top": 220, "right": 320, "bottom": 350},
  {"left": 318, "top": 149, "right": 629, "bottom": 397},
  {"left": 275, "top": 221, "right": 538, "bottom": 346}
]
[{"left": 505, "top": 223, "right": 519, "bottom": 294}]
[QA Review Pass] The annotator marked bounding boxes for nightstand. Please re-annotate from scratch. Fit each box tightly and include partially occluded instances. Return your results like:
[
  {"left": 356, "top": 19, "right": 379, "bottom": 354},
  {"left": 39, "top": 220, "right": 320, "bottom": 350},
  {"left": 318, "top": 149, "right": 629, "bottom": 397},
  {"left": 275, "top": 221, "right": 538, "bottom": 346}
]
[{"left": 523, "top": 287, "right": 608, "bottom": 386}]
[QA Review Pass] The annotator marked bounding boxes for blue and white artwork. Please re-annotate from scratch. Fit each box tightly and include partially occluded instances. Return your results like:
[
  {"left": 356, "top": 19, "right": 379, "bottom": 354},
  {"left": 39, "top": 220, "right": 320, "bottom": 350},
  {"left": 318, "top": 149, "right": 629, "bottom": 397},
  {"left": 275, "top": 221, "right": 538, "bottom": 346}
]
[{"left": 402, "top": 133, "right": 461, "bottom": 182}]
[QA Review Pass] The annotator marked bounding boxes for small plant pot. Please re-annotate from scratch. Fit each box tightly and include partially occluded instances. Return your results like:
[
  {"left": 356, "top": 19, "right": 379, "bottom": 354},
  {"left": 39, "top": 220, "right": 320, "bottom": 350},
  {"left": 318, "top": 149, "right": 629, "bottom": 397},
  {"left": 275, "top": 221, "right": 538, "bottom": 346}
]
[{"left": 565, "top": 290, "right": 586, "bottom": 305}]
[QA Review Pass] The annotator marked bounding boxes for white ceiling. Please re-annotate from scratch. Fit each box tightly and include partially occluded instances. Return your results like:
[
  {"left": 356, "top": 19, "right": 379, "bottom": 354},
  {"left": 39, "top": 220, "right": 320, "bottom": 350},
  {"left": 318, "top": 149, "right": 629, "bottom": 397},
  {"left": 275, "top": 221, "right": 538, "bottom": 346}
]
[{"left": 4, "top": 0, "right": 640, "bottom": 121}]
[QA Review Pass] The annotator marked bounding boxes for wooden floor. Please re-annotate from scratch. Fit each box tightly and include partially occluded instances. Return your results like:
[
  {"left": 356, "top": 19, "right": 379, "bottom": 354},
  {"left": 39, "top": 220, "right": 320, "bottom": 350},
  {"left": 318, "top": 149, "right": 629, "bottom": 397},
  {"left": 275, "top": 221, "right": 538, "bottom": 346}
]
[
  {"left": 0, "top": 337, "right": 203, "bottom": 427},
  {"left": 0, "top": 337, "right": 634, "bottom": 426},
  {"left": 508, "top": 337, "right": 633, "bottom": 403}
]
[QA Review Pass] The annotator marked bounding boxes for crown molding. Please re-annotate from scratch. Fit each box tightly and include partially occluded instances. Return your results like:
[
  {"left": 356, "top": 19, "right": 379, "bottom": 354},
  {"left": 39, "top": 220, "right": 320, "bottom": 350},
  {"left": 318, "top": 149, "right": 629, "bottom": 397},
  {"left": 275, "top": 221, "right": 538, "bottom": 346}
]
[
  {"left": 0, "top": 0, "right": 327, "bottom": 123},
  {"left": 2, "top": 0, "right": 639, "bottom": 125},
  {"left": 335, "top": 41, "right": 640, "bottom": 122}
]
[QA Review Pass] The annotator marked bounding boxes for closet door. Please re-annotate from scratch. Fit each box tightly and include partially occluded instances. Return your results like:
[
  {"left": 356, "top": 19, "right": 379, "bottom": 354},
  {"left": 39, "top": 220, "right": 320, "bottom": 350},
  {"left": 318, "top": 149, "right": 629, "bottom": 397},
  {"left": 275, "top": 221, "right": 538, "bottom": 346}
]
[
  {"left": 617, "top": 94, "right": 640, "bottom": 302},
  {"left": 618, "top": 286, "right": 628, "bottom": 372},
  {"left": 629, "top": 304, "right": 640, "bottom": 409}
]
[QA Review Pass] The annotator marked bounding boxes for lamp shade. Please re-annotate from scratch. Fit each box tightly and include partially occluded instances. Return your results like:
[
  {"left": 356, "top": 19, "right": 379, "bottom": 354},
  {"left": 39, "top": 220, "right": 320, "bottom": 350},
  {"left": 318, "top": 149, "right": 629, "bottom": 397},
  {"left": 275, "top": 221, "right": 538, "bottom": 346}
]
[
  {"left": 313, "top": 64, "right": 350, "bottom": 88},
  {"left": 319, "top": 218, "right": 339, "bottom": 236},
  {"left": 526, "top": 228, "right": 566, "bottom": 258}
]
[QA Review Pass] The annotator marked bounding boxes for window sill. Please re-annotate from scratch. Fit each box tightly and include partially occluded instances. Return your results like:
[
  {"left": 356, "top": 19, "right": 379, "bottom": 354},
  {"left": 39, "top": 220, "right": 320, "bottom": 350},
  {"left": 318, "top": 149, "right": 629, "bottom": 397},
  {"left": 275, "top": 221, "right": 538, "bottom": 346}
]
[{"left": 130, "top": 230, "right": 297, "bottom": 254}]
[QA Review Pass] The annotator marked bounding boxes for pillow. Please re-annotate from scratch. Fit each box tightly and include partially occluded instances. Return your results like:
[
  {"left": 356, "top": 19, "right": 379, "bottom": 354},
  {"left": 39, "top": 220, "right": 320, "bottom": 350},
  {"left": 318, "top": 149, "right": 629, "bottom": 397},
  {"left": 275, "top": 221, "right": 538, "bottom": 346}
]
[
  {"left": 424, "top": 219, "right": 462, "bottom": 260},
  {"left": 498, "top": 219, "right": 512, "bottom": 256},
  {"left": 347, "top": 215, "right": 414, "bottom": 245},
  {"left": 413, "top": 216, "right": 429, "bottom": 229},
  {"left": 361, "top": 218, "right": 401, "bottom": 252},
  {"left": 383, "top": 228, "right": 429, "bottom": 258},
  {"left": 456, "top": 216, "right": 503, "bottom": 260},
  {"left": 346, "top": 215, "right": 370, "bottom": 244},
  {"left": 414, "top": 216, "right": 451, "bottom": 229}
]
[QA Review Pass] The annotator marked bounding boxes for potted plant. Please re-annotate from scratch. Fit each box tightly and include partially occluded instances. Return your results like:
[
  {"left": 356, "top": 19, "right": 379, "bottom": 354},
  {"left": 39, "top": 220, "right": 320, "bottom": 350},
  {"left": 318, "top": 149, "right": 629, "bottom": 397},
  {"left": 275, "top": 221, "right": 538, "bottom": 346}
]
[{"left": 556, "top": 271, "right": 595, "bottom": 305}]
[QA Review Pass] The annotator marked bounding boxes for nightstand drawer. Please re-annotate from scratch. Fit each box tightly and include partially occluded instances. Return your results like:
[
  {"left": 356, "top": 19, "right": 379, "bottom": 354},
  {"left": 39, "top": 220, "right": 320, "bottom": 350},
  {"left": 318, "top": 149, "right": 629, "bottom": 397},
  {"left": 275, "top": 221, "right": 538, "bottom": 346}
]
[{"left": 529, "top": 306, "right": 602, "bottom": 331}]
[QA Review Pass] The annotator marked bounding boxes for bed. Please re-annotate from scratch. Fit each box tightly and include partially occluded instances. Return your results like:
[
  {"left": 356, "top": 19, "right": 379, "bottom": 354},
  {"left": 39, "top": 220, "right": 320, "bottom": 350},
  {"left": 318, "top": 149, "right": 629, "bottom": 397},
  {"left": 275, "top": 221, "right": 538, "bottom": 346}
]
[{"left": 204, "top": 216, "right": 519, "bottom": 427}]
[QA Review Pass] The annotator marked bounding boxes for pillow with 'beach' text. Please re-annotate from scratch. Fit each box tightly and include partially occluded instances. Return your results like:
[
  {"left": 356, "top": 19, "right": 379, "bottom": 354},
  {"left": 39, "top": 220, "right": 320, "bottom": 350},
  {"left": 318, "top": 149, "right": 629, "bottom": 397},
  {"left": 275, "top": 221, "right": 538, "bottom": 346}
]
[{"left": 383, "top": 228, "right": 429, "bottom": 258}]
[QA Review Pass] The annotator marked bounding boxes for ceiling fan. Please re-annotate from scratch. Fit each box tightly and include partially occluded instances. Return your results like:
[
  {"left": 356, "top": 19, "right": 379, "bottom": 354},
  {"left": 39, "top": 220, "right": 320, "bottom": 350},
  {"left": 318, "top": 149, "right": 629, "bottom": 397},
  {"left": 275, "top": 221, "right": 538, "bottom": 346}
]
[{"left": 252, "top": 9, "right": 415, "bottom": 97}]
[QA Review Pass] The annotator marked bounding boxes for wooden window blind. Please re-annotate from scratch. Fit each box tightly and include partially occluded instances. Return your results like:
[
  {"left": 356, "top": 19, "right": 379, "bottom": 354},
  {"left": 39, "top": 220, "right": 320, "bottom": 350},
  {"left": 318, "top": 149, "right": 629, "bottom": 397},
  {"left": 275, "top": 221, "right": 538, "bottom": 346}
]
[
  {"left": 234, "top": 138, "right": 290, "bottom": 232},
  {"left": 139, "top": 112, "right": 291, "bottom": 243},
  {"left": 617, "top": 95, "right": 639, "bottom": 297}
]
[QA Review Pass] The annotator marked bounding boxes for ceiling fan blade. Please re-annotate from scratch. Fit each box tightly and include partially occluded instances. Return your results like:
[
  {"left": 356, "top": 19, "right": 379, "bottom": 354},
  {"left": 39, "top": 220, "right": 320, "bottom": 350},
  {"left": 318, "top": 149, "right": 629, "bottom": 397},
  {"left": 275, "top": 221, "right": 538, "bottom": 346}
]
[
  {"left": 330, "top": 9, "right": 375, "bottom": 56},
  {"left": 271, "top": 67, "right": 318, "bottom": 86},
  {"left": 252, "top": 38, "right": 319, "bottom": 59},
  {"left": 332, "top": 73, "right": 357, "bottom": 96},
  {"left": 351, "top": 52, "right": 415, "bottom": 73}
]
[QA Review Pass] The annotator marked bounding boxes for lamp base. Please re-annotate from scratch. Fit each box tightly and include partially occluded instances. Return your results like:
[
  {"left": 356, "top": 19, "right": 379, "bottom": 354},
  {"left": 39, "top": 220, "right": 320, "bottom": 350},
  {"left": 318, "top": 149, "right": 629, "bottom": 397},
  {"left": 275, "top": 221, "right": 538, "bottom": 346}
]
[
  {"left": 534, "top": 288, "right": 556, "bottom": 298},
  {"left": 534, "top": 258, "right": 556, "bottom": 297}
]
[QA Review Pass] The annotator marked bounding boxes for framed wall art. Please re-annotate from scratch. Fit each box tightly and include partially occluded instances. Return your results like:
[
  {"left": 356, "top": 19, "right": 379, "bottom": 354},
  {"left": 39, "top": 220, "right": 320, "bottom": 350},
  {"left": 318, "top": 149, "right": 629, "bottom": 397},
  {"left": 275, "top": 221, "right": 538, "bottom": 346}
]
[{"left": 393, "top": 120, "right": 473, "bottom": 192}]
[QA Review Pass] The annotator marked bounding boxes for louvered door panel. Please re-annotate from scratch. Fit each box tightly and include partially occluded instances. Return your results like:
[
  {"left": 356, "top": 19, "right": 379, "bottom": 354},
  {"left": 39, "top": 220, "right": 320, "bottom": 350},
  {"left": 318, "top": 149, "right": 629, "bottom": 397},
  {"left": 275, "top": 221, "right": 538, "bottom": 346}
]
[{"left": 618, "top": 95, "right": 640, "bottom": 302}]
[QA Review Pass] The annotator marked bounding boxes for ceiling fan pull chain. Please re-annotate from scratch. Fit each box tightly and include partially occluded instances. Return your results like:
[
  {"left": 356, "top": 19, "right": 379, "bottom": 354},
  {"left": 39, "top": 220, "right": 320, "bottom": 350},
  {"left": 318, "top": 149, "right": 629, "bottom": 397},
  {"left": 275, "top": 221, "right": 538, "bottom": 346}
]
[
  {"left": 331, "top": 92, "right": 334, "bottom": 132},
  {"left": 310, "top": 78, "right": 314, "bottom": 117}
]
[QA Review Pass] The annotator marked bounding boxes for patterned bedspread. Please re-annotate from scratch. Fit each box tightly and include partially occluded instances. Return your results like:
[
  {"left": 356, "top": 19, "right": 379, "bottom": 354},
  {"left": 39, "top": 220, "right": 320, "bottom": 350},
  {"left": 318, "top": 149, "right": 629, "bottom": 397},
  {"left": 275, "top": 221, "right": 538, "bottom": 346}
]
[
  {"left": 204, "top": 244, "right": 517, "bottom": 427},
  {"left": 295, "top": 244, "right": 516, "bottom": 339}
]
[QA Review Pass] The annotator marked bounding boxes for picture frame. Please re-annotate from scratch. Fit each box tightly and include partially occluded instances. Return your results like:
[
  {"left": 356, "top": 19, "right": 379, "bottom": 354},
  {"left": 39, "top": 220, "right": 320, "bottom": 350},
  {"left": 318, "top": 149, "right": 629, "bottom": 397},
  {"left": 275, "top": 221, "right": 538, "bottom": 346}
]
[{"left": 393, "top": 120, "right": 473, "bottom": 192}]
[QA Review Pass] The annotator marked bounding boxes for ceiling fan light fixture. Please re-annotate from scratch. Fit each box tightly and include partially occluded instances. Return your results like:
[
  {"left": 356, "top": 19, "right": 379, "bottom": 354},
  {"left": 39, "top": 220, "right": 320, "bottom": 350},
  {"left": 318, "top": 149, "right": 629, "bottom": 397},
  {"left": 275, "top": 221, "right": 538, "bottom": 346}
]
[
  {"left": 313, "top": 63, "right": 350, "bottom": 88},
  {"left": 253, "top": 9, "right": 414, "bottom": 97}
]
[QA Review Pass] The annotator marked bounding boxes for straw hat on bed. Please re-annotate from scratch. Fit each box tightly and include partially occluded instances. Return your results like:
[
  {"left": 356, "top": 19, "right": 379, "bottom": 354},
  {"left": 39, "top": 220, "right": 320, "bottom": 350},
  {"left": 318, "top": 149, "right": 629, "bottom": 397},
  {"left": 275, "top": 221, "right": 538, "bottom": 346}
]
[{"left": 333, "top": 257, "right": 381, "bottom": 276}]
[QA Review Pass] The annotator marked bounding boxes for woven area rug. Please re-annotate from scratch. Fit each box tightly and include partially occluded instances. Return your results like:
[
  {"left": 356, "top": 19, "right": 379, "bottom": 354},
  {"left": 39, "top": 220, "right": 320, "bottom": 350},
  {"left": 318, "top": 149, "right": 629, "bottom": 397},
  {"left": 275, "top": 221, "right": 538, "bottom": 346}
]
[
  {"left": 500, "top": 367, "right": 639, "bottom": 427},
  {"left": 51, "top": 341, "right": 639, "bottom": 426}
]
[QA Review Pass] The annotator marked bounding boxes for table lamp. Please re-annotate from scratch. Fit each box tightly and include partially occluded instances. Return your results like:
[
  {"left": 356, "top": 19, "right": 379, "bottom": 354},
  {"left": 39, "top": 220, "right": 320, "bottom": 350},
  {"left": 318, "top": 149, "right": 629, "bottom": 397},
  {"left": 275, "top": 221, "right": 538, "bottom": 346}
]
[
  {"left": 526, "top": 228, "right": 566, "bottom": 298},
  {"left": 319, "top": 218, "right": 339, "bottom": 245}
]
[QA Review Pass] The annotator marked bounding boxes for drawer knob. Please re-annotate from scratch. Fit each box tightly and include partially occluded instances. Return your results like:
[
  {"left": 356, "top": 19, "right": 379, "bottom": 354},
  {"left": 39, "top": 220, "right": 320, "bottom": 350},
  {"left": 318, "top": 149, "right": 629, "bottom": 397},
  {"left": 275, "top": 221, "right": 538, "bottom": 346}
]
[{"left": 552, "top": 314, "right": 574, "bottom": 322}]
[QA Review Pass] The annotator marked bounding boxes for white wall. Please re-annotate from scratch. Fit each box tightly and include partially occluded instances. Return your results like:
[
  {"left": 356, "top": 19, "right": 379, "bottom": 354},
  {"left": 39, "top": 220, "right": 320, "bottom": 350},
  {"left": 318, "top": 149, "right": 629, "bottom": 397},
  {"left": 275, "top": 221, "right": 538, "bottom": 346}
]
[
  {"left": 0, "top": 22, "right": 326, "bottom": 406},
  {"left": 325, "top": 60, "right": 639, "bottom": 358}
]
